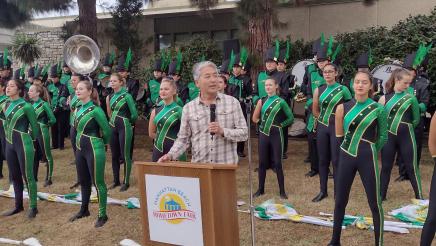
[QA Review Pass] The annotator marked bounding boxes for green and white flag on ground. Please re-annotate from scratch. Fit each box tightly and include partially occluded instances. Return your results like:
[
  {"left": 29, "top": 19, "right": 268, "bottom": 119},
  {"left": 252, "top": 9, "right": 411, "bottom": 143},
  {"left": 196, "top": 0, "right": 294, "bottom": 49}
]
[{"left": 389, "top": 199, "right": 428, "bottom": 226}]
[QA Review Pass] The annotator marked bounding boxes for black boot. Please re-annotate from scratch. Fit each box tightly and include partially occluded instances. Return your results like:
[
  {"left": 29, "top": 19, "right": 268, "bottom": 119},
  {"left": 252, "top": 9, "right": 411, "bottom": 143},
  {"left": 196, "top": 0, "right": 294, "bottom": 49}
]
[
  {"left": 279, "top": 191, "right": 288, "bottom": 199},
  {"left": 305, "top": 170, "right": 319, "bottom": 177},
  {"left": 312, "top": 192, "right": 328, "bottom": 202},
  {"left": 69, "top": 182, "right": 80, "bottom": 189},
  {"left": 95, "top": 215, "right": 108, "bottom": 228},
  {"left": 27, "top": 207, "right": 38, "bottom": 219},
  {"left": 109, "top": 182, "right": 121, "bottom": 190},
  {"left": 44, "top": 179, "right": 53, "bottom": 187},
  {"left": 120, "top": 184, "right": 129, "bottom": 192},
  {"left": 3, "top": 207, "right": 24, "bottom": 216},
  {"left": 69, "top": 210, "right": 90, "bottom": 222},
  {"left": 253, "top": 189, "right": 264, "bottom": 198}
]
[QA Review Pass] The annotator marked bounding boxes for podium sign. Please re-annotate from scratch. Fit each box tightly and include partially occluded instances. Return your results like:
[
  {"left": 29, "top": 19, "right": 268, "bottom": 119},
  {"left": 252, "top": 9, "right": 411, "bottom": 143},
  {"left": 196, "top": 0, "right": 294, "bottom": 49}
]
[
  {"left": 145, "top": 174, "right": 204, "bottom": 246},
  {"left": 135, "top": 162, "right": 239, "bottom": 246}
]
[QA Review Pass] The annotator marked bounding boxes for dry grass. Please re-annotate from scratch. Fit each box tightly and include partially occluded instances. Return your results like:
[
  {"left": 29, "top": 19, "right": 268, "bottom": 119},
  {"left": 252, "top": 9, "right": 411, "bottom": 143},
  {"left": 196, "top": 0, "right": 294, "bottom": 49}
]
[{"left": 0, "top": 132, "right": 432, "bottom": 246}]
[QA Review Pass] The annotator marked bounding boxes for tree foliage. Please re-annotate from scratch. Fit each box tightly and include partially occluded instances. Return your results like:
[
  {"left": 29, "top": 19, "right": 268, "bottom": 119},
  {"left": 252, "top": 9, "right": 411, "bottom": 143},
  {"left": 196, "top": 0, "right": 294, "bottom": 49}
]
[{"left": 11, "top": 33, "right": 42, "bottom": 65}]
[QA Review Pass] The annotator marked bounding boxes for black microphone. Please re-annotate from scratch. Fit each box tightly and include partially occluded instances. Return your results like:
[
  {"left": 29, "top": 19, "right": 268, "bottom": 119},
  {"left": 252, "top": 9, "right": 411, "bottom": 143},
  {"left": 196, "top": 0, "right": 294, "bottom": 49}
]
[{"left": 210, "top": 104, "right": 216, "bottom": 136}]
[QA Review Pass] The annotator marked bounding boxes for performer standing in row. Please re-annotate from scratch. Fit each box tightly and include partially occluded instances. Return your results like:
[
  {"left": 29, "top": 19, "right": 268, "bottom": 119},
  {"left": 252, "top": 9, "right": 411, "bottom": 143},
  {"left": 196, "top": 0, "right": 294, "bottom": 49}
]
[
  {"left": 0, "top": 49, "right": 12, "bottom": 81},
  {"left": 329, "top": 71, "right": 387, "bottom": 246},
  {"left": 312, "top": 56, "right": 352, "bottom": 202},
  {"left": 48, "top": 65, "right": 68, "bottom": 150},
  {"left": 2, "top": 79, "right": 39, "bottom": 218},
  {"left": 144, "top": 57, "right": 163, "bottom": 117},
  {"left": 107, "top": 73, "right": 138, "bottom": 192},
  {"left": 69, "top": 79, "right": 110, "bottom": 228},
  {"left": 0, "top": 78, "right": 7, "bottom": 179},
  {"left": 28, "top": 84, "right": 56, "bottom": 187},
  {"left": 96, "top": 52, "right": 115, "bottom": 117},
  {"left": 167, "top": 51, "right": 188, "bottom": 105},
  {"left": 149, "top": 77, "right": 185, "bottom": 162},
  {"left": 397, "top": 46, "right": 431, "bottom": 181},
  {"left": 301, "top": 37, "right": 323, "bottom": 177},
  {"left": 229, "top": 46, "right": 253, "bottom": 157},
  {"left": 379, "top": 68, "right": 423, "bottom": 200},
  {"left": 252, "top": 77, "right": 294, "bottom": 199},
  {"left": 67, "top": 74, "right": 82, "bottom": 189},
  {"left": 421, "top": 112, "right": 436, "bottom": 246}
]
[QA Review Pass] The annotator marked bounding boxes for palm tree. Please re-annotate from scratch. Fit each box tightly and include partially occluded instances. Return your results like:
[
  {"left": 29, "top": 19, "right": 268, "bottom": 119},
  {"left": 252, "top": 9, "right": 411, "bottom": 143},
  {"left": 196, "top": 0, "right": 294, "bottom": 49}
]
[{"left": 11, "top": 33, "right": 42, "bottom": 65}]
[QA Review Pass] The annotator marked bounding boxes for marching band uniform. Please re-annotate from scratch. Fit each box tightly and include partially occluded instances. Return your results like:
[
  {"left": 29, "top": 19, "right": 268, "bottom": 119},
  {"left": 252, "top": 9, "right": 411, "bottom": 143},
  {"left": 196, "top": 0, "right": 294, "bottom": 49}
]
[
  {"left": 108, "top": 86, "right": 138, "bottom": 191},
  {"left": 32, "top": 97, "right": 56, "bottom": 187},
  {"left": 329, "top": 98, "right": 387, "bottom": 246},
  {"left": 96, "top": 53, "right": 115, "bottom": 117},
  {"left": 73, "top": 100, "right": 111, "bottom": 227},
  {"left": 254, "top": 94, "right": 294, "bottom": 199},
  {"left": 349, "top": 51, "right": 384, "bottom": 100},
  {"left": 69, "top": 81, "right": 81, "bottom": 188},
  {"left": 0, "top": 88, "right": 7, "bottom": 179},
  {"left": 49, "top": 65, "right": 69, "bottom": 150},
  {"left": 144, "top": 58, "right": 163, "bottom": 117},
  {"left": 168, "top": 52, "right": 189, "bottom": 105},
  {"left": 380, "top": 90, "right": 423, "bottom": 200},
  {"left": 4, "top": 96, "right": 39, "bottom": 218}
]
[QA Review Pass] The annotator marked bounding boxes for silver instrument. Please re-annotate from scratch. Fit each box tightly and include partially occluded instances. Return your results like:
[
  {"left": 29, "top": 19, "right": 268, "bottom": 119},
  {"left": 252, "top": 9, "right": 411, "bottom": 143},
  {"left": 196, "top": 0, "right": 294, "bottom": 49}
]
[
  {"left": 291, "top": 59, "right": 315, "bottom": 86},
  {"left": 371, "top": 63, "right": 402, "bottom": 94},
  {"left": 63, "top": 35, "right": 100, "bottom": 75}
]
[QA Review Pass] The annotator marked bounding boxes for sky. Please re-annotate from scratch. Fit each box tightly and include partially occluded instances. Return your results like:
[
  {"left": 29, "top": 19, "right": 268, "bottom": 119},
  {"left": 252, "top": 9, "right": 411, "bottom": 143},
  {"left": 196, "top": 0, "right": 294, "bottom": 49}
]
[{"left": 33, "top": 0, "right": 149, "bottom": 19}]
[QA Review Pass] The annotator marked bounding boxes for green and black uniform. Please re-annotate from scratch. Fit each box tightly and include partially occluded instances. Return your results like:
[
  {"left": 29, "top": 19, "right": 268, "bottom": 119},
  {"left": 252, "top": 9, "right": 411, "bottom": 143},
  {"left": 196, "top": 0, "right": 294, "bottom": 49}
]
[
  {"left": 145, "top": 77, "right": 161, "bottom": 118},
  {"left": 4, "top": 98, "right": 39, "bottom": 211},
  {"left": 302, "top": 64, "right": 325, "bottom": 174},
  {"left": 256, "top": 95, "right": 294, "bottom": 196},
  {"left": 381, "top": 91, "right": 423, "bottom": 200},
  {"left": 69, "top": 93, "right": 80, "bottom": 186},
  {"left": 151, "top": 102, "right": 186, "bottom": 161},
  {"left": 316, "top": 82, "right": 352, "bottom": 195},
  {"left": 32, "top": 98, "right": 56, "bottom": 183},
  {"left": 186, "top": 81, "right": 200, "bottom": 103},
  {"left": 108, "top": 87, "right": 138, "bottom": 187},
  {"left": 0, "top": 94, "right": 8, "bottom": 178},
  {"left": 330, "top": 98, "right": 387, "bottom": 246},
  {"left": 74, "top": 100, "right": 111, "bottom": 219}
]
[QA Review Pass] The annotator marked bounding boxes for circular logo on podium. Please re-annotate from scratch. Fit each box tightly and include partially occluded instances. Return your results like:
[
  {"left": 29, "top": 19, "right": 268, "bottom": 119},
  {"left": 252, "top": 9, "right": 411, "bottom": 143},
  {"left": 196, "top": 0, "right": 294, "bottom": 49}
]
[{"left": 153, "top": 187, "right": 197, "bottom": 224}]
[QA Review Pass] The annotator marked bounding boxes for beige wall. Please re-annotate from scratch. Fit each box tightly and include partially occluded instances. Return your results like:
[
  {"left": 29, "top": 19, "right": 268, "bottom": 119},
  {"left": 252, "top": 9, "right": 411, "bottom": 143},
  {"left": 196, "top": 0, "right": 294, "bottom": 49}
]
[{"left": 274, "top": 0, "right": 436, "bottom": 41}]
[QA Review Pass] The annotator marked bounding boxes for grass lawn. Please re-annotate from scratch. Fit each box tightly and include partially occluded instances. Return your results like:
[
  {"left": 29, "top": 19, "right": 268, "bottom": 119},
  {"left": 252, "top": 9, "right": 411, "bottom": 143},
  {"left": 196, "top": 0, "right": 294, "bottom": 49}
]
[{"left": 0, "top": 132, "right": 432, "bottom": 246}]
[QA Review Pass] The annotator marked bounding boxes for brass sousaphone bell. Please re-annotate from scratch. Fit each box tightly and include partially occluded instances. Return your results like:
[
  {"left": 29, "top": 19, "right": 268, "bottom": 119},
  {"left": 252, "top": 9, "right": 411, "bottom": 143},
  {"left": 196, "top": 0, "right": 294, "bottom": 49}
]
[{"left": 63, "top": 35, "right": 100, "bottom": 75}]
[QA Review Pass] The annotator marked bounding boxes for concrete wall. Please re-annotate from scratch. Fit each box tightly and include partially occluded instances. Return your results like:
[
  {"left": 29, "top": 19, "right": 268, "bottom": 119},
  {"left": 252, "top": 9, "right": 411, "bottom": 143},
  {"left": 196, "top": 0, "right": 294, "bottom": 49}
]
[{"left": 274, "top": 0, "right": 436, "bottom": 41}]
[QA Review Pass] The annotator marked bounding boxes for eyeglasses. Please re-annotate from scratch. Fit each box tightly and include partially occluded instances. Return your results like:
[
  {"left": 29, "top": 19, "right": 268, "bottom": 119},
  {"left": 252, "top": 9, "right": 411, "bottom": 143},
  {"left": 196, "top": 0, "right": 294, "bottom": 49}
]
[{"left": 323, "top": 70, "right": 335, "bottom": 74}]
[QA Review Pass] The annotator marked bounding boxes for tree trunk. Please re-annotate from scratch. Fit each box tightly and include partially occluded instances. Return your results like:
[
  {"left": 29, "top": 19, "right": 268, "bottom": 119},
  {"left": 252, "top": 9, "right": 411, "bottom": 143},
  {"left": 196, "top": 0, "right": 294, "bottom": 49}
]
[
  {"left": 78, "top": 0, "right": 97, "bottom": 42},
  {"left": 247, "top": 0, "right": 272, "bottom": 80}
]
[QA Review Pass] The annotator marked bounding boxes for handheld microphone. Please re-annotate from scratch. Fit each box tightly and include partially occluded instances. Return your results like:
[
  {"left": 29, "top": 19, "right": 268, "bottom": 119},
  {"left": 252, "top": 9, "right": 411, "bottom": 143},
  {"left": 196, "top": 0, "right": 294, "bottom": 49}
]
[{"left": 210, "top": 104, "right": 216, "bottom": 136}]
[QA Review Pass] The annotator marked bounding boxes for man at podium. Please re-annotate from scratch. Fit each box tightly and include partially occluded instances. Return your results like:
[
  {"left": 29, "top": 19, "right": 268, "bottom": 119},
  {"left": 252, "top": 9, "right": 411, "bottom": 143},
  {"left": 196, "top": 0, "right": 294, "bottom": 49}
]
[{"left": 158, "top": 61, "right": 248, "bottom": 164}]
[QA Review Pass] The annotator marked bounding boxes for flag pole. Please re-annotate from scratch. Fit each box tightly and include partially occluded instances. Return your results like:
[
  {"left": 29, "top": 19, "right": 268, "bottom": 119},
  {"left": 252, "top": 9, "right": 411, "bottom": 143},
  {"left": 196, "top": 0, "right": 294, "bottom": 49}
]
[{"left": 245, "top": 99, "right": 256, "bottom": 246}]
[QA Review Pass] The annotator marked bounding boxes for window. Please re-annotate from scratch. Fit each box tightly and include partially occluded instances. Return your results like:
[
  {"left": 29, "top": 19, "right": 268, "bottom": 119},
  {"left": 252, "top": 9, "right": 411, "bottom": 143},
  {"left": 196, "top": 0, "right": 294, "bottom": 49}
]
[
  {"left": 212, "top": 30, "right": 228, "bottom": 42},
  {"left": 158, "top": 34, "right": 171, "bottom": 50}
]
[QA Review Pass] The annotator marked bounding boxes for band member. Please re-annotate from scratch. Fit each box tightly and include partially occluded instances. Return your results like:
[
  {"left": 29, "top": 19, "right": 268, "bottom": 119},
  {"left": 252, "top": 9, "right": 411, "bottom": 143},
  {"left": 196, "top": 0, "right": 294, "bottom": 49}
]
[
  {"left": 329, "top": 71, "right": 387, "bottom": 246},
  {"left": 48, "top": 64, "right": 68, "bottom": 150},
  {"left": 60, "top": 62, "right": 72, "bottom": 91},
  {"left": 25, "top": 66, "right": 36, "bottom": 90},
  {"left": 301, "top": 37, "right": 323, "bottom": 177},
  {"left": 218, "top": 75, "right": 239, "bottom": 98},
  {"left": 349, "top": 49, "right": 381, "bottom": 99},
  {"left": 252, "top": 77, "right": 294, "bottom": 199},
  {"left": 168, "top": 51, "right": 189, "bottom": 105},
  {"left": 69, "top": 79, "right": 110, "bottom": 228},
  {"left": 0, "top": 49, "right": 12, "bottom": 81},
  {"left": 107, "top": 73, "right": 138, "bottom": 192},
  {"left": 420, "top": 112, "right": 436, "bottom": 246},
  {"left": 149, "top": 77, "right": 186, "bottom": 162},
  {"left": 67, "top": 73, "right": 82, "bottom": 189},
  {"left": 0, "top": 78, "right": 7, "bottom": 179},
  {"left": 117, "top": 49, "right": 139, "bottom": 100},
  {"left": 2, "top": 79, "right": 39, "bottom": 218},
  {"left": 253, "top": 40, "right": 291, "bottom": 159},
  {"left": 379, "top": 68, "right": 423, "bottom": 200},
  {"left": 230, "top": 46, "right": 253, "bottom": 158},
  {"left": 397, "top": 45, "right": 431, "bottom": 181},
  {"left": 144, "top": 57, "right": 163, "bottom": 117},
  {"left": 28, "top": 84, "right": 56, "bottom": 187},
  {"left": 312, "top": 58, "right": 352, "bottom": 202},
  {"left": 96, "top": 52, "right": 115, "bottom": 117}
]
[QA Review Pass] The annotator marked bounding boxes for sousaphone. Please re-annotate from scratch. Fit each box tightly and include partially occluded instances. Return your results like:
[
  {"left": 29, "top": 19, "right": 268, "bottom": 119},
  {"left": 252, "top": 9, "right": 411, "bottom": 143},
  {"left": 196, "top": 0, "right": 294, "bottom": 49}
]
[{"left": 63, "top": 35, "right": 100, "bottom": 75}]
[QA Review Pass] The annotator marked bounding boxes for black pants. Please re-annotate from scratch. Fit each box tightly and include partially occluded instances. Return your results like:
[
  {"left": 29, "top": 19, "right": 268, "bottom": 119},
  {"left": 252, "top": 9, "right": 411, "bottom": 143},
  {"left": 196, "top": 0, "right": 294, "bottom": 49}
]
[
  {"left": 282, "top": 126, "right": 289, "bottom": 156},
  {"left": 237, "top": 102, "right": 247, "bottom": 155},
  {"left": 0, "top": 124, "right": 11, "bottom": 181},
  {"left": 71, "top": 127, "right": 79, "bottom": 184},
  {"left": 421, "top": 159, "right": 436, "bottom": 246},
  {"left": 381, "top": 124, "right": 423, "bottom": 200},
  {"left": 257, "top": 126, "right": 285, "bottom": 194},
  {"left": 110, "top": 117, "right": 133, "bottom": 185},
  {"left": 316, "top": 122, "right": 339, "bottom": 194},
  {"left": 52, "top": 110, "right": 66, "bottom": 149},
  {"left": 307, "top": 131, "right": 319, "bottom": 172},
  {"left": 6, "top": 131, "right": 37, "bottom": 209},
  {"left": 330, "top": 142, "right": 384, "bottom": 245},
  {"left": 399, "top": 121, "right": 425, "bottom": 176}
]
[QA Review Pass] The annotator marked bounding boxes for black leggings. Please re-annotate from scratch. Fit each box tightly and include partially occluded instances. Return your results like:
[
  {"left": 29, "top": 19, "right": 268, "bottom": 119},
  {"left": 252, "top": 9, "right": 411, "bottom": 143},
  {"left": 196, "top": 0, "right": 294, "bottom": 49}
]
[
  {"left": 71, "top": 127, "right": 80, "bottom": 184},
  {"left": 381, "top": 124, "right": 423, "bottom": 200},
  {"left": 257, "top": 126, "right": 285, "bottom": 194},
  {"left": 316, "top": 122, "right": 339, "bottom": 194},
  {"left": 420, "top": 159, "right": 436, "bottom": 246},
  {"left": 6, "top": 131, "right": 37, "bottom": 209},
  {"left": 152, "top": 138, "right": 174, "bottom": 162},
  {"left": 110, "top": 117, "right": 133, "bottom": 185},
  {"left": 0, "top": 124, "right": 11, "bottom": 181},
  {"left": 330, "top": 142, "right": 384, "bottom": 246},
  {"left": 307, "top": 131, "right": 319, "bottom": 172}
]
